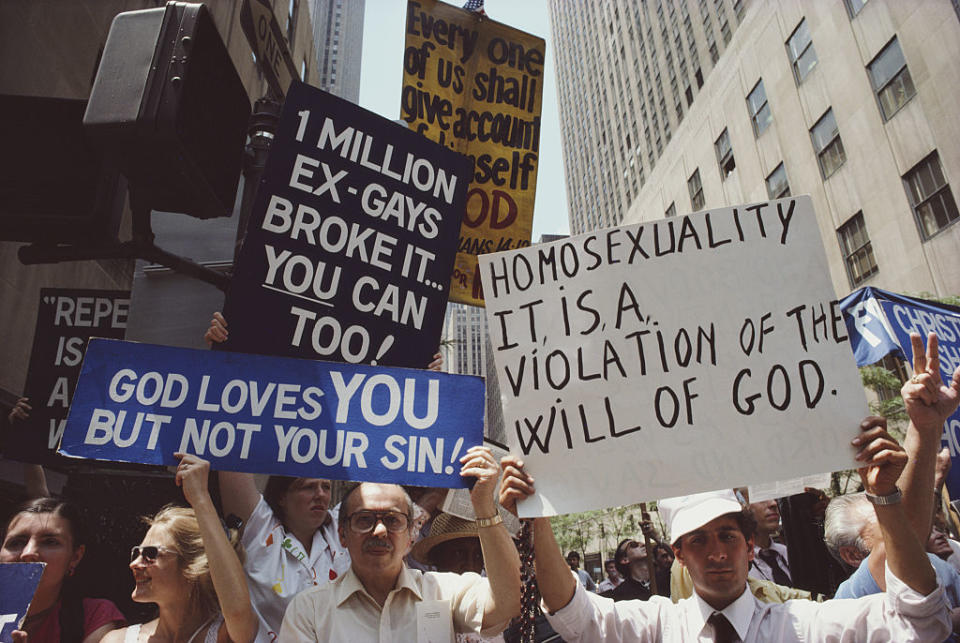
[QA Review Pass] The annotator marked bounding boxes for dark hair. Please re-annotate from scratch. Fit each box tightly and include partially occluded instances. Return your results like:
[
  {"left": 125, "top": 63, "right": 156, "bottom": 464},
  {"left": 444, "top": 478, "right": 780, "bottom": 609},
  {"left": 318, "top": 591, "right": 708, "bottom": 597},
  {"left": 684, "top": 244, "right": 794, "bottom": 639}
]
[
  {"left": 3, "top": 498, "right": 87, "bottom": 643},
  {"left": 673, "top": 508, "right": 757, "bottom": 551},
  {"left": 614, "top": 539, "right": 639, "bottom": 578},
  {"left": 338, "top": 482, "right": 415, "bottom": 529},
  {"left": 263, "top": 476, "right": 297, "bottom": 524}
]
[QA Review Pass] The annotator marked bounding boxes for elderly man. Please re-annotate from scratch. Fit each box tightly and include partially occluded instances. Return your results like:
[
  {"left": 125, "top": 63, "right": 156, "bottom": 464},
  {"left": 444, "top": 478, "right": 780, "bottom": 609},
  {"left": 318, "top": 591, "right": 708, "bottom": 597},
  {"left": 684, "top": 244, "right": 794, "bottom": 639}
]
[
  {"left": 499, "top": 415, "right": 951, "bottom": 641},
  {"left": 280, "top": 446, "right": 520, "bottom": 641}
]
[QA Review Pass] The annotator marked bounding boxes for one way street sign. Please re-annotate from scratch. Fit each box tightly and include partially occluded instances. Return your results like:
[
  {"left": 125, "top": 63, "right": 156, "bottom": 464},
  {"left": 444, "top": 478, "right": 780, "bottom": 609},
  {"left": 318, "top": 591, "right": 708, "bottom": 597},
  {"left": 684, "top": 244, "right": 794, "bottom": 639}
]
[{"left": 240, "top": 0, "right": 300, "bottom": 99}]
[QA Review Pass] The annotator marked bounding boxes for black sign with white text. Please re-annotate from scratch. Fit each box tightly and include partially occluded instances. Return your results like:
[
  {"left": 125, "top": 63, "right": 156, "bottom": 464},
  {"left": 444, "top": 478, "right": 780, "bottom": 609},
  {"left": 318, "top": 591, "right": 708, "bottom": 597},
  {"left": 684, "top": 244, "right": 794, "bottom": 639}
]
[
  {"left": 223, "top": 82, "right": 471, "bottom": 368},
  {"left": 3, "top": 289, "right": 129, "bottom": 465}
]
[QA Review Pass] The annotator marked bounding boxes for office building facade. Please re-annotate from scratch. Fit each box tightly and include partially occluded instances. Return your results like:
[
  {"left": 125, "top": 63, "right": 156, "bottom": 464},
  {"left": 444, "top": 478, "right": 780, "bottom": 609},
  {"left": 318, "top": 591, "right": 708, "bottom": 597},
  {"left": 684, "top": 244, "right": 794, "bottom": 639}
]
[{"left": 549, "top": 0, "right": 960, "bottom": 300}]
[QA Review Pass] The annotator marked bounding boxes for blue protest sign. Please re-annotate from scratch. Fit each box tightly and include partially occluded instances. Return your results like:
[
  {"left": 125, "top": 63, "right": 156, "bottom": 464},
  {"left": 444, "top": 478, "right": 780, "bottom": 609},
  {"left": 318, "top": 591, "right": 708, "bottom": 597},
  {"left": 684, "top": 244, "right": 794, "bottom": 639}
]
[
  {"left": 222, "top": 81, "right": 471, "bottom": 369},
  {"left": 840, "top": 287, "right": 960, "bottom": 497},
  {"left": 0, "top": 563, "right": 45, "bottom": 640},
  {"left": 59, "top": 339, "right": 485, "bottom": 488}
]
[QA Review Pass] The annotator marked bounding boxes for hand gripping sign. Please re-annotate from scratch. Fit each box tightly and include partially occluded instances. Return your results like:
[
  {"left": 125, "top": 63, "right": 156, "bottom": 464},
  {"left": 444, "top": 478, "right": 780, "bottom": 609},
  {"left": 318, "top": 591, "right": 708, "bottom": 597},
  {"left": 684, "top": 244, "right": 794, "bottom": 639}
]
[{"left": 59, "top": 339, "right": 484, "bottom": 488}]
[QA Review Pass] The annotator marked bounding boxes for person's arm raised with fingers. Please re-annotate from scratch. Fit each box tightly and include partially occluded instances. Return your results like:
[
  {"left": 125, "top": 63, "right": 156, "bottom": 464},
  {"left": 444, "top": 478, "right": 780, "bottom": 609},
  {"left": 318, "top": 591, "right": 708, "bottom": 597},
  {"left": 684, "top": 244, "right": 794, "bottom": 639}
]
[
  {"left": 854, "top": 417, "right": 937, "bottom": 595},
  {"left": 175, "top": 453, "right": 258, "bottom": 643},
  {"left": 461, "top": 446, "right": 521, "bottom": 629},
  {"left": 899, "top": 332, "right": 960, "bottom": 545},
  {"left": 499, "top": 455, "right": 577, "bottom": 612}
]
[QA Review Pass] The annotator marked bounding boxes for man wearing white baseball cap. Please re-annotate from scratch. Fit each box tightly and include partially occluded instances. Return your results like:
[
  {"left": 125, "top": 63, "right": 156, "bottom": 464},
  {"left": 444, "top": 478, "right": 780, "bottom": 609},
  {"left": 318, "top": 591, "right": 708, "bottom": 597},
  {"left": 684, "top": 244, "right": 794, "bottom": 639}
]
[{"left": 498, "top": 416, "right": 951, "bottom": 642}]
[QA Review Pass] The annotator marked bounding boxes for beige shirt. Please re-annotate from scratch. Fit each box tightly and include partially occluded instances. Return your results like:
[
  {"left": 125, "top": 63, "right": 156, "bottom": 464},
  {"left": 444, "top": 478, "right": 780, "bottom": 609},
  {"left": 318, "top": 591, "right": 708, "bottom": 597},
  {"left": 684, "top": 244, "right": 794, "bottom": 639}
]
[{"left": 280, "top": 564, "right": 507, "bottom": 643}]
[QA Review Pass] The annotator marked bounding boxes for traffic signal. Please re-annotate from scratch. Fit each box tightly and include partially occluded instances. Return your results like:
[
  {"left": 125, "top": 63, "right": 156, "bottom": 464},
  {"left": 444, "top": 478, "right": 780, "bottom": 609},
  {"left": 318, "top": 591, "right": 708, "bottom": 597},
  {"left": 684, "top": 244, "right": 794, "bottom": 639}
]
[{"left": 83, "top": 2, "right": 250, "bottom": 220}]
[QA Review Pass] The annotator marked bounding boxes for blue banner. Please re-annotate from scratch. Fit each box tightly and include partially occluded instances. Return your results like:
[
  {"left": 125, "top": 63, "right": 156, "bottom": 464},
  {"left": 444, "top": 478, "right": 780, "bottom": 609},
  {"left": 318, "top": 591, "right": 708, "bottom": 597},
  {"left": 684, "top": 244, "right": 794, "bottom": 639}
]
[
  {"left": 0, "top": 563, "right": 44, "bottom": 640},
  {"left": 840, "top": 287, "right": 960, "bottom": 498},
  {"left": 59, "top": 339, "right": 485, "bottom": 488}
]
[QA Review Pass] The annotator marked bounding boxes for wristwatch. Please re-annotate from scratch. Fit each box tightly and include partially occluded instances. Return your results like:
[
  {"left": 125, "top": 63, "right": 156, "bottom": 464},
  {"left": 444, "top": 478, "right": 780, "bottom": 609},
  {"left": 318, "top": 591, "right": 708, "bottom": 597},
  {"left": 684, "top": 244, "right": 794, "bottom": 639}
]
[
  {"left": 865, "top": 486, "right": 902, "bottom": 505},
  {"left": 475, "top": 514, "right": 504, "bottom": 528}
]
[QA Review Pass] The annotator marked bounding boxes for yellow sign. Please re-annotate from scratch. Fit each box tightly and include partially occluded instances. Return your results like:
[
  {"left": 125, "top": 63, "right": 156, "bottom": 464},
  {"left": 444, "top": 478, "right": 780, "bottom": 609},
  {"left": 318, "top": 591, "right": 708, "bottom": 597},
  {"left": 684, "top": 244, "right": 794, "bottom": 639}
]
[{"left": 402, "top": 0, "right": 544, "bottom": 306}]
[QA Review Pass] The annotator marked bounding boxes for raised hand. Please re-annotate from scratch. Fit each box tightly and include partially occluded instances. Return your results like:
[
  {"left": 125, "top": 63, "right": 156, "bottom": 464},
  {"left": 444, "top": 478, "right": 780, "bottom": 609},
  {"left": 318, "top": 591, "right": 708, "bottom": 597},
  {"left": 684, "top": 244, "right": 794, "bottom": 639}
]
[
  {"left": 460, "top": 446, "right": 500, "bottom": 517},
  {"left": 174, "top": 452, "right": 212, "bottom": 508},
  {"left": 204, "top": 311, "right": 228, "bottom": 347},
  {"left": 902, "top": 332, "right": 960, "bottom": 433},
  {"left": 498, "top": 454, "right": 535, "bottom": 517},
  {"left": 854, "top": 416, "right": 908, "bottom": 496}
]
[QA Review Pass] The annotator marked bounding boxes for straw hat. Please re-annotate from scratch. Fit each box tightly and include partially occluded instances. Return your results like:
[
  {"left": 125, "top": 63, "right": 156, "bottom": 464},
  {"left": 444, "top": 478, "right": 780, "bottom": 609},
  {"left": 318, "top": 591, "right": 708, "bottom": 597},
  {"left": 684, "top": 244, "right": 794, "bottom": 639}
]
[{"left": 410, "top": 513, "right": 480, "bottom": 565}]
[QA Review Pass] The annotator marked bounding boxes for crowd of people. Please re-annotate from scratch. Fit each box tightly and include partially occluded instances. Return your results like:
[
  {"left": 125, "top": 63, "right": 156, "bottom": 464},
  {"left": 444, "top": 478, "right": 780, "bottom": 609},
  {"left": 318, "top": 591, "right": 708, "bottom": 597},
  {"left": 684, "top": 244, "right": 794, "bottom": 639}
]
[{"left": 3, "top": 326, "right": 960, "bottom": 642}]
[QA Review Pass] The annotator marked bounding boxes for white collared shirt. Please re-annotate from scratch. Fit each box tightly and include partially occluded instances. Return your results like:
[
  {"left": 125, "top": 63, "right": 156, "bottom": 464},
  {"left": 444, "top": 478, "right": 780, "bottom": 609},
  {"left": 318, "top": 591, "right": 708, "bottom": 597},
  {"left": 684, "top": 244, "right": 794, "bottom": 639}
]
[
  {"left": 545, "top": 564, "right": 950, "bottom": 642},
  {"left": 242, "top": 496, "right": 351, "bottom": 642},
  {"left": 280, "top": 564, "right": 508, "bottom": 643},
  {"left": 749, "top": 542, "right": 791, "bottom": 584}
]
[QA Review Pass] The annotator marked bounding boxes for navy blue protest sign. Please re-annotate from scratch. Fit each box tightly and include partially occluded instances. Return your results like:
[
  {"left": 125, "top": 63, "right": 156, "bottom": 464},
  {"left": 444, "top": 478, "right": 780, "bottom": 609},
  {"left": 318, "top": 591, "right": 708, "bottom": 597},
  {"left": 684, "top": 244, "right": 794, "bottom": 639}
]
[
  {"left": 3, "top": 289, "right": 129, "bottom": 466},
  {"left": 59, "top": 338, "right": 484, "bottom": 488},
  {"left": 222, "top": 81, "right": 471, "bottom": 369},
  {"left": 841, "top": 287, "right": 960, "bottom": 497},
  {"left": 0, "top": 563, "right": 44, "bottom": 640}
]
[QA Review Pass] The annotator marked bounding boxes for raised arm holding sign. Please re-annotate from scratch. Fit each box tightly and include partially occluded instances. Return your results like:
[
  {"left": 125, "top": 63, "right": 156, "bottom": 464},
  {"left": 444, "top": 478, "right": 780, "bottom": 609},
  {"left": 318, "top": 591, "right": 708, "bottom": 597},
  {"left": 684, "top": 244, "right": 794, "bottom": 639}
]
[{"left": 498, "top": 417, "right": 950, "bottom": 642}]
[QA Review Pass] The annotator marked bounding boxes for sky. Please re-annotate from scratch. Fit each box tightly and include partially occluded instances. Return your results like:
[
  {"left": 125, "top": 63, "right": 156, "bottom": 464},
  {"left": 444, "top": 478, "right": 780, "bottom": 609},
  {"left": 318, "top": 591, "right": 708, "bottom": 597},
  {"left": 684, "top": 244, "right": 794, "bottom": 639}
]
[{"left": 358, "top": 0, "right": 570, "bottom": 240}]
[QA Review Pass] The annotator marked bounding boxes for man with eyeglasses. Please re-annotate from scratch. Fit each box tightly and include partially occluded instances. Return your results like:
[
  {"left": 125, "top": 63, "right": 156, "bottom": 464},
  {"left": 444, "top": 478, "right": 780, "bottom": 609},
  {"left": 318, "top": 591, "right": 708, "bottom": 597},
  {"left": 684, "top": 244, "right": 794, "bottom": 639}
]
[{"left": 280, "top": 446, "right": 521, "bottom": 641}]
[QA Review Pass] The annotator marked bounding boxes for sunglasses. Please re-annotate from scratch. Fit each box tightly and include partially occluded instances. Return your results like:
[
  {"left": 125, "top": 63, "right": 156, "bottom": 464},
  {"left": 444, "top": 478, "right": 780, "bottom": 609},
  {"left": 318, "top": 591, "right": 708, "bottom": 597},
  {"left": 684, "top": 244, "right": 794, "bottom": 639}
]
[
  {"left": 130, "top": 545, "right": 177, "bottom": 563},
  {"left": 346, "top": 510, "right": 410, "bottom": 534}
]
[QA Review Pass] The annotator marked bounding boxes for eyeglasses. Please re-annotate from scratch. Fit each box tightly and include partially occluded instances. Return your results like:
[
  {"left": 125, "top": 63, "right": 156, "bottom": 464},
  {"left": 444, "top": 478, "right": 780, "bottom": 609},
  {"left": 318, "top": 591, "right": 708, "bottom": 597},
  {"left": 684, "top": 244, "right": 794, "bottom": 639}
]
[
  {"left": 346, "top": 510, "right": 410, "bottom": 534},
  {"left": 130, "top": 545, "right": 177, "bottom": 563}
]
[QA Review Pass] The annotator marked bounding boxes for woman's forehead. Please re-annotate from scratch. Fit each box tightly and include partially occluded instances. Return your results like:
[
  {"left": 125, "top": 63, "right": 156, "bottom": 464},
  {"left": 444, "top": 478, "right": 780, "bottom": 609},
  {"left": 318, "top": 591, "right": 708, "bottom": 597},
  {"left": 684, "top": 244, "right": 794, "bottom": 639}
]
[
  {"left": 7, "top": 512, "right": 70, "bottom": 538},
  {"left": 142, "top": 524, "right": 174, "bottom": 547}
]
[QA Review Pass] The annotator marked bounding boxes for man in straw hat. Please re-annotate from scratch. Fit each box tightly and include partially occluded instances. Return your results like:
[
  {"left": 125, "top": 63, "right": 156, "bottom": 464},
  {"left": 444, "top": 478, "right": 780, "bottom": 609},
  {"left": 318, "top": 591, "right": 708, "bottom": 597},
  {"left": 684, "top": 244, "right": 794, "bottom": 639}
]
[{"left": 411, "top": 512, "right": 487, "bottom": 575}]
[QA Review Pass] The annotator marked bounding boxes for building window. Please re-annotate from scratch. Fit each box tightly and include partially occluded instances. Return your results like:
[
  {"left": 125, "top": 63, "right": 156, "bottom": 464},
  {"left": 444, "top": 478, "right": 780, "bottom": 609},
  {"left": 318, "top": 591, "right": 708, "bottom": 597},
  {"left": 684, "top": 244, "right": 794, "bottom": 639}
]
[
  {"left": 688, "top": 169, "right": 704, "bottom": 211},
  {"left": 786, "top": 18, "right": 818, "bottom": 84},
  {"left": 665, "top": 202, "right": 676, "bottom": 217},
  {"left": 868, "top": 38, "right": 916, "bottom": 120},
  {"left": 904, "top": 152, "right": 960, "bottom": 239},
  {"left": 810, "top": 109, "right": 845, "bottom": 178},
  {"left": 715, "top": 128, "right": 735, "bottom": 179},
  {"left": 838, "top": 212, "right": 879, "bottom": 286},
  {"left": 766, "top": 163, "right": 790, "bottom": 199},
  {"left": 747, "top": 79, "right": 772, "bottom": 137},
  {"left": 845, "top": 0, "right": 868, "bottom": 18}
]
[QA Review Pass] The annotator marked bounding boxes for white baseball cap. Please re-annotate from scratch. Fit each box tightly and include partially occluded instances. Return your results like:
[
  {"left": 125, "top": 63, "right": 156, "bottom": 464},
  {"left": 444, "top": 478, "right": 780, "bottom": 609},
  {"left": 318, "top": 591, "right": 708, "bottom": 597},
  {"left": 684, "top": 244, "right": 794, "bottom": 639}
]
[{"left": 659, "top": 489, "right": 744, "bottom": 545}]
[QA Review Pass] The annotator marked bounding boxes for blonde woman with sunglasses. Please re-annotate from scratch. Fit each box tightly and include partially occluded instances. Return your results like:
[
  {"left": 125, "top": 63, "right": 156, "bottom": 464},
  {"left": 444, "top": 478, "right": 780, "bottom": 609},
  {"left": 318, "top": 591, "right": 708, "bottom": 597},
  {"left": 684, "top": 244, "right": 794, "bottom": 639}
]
[{"left": 103, "top": 454, "right": 258, "bottom": 643}]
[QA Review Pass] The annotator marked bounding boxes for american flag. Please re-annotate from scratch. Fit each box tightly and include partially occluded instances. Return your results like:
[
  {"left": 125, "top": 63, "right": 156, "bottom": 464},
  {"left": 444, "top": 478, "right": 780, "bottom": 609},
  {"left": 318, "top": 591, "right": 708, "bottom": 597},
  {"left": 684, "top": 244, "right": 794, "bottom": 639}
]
[{"left": 462, "top": 0, "right": 486, "bottom": 15}]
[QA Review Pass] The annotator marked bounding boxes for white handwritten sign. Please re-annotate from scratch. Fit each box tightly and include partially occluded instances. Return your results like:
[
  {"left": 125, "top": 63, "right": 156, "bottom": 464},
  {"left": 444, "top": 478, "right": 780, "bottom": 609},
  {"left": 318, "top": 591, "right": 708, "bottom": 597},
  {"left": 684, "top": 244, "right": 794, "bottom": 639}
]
[{"left": 480, "top": 196, "right": 866, "bottom": 516}]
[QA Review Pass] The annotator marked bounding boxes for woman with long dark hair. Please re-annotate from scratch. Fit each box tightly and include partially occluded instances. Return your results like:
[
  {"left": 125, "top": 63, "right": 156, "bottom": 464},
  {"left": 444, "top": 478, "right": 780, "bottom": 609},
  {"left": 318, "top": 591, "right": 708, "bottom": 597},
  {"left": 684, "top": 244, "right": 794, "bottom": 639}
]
[{"left": 1, "top": 496, "right": 126, "bottom": 642}]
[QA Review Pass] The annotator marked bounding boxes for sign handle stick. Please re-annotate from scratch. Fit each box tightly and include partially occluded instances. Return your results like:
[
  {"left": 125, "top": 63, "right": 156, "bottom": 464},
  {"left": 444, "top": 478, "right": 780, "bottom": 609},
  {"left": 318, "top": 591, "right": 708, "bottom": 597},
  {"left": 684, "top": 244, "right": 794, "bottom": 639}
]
[{"left": 640, "top": 503, "right": 659, "bottom": 596}]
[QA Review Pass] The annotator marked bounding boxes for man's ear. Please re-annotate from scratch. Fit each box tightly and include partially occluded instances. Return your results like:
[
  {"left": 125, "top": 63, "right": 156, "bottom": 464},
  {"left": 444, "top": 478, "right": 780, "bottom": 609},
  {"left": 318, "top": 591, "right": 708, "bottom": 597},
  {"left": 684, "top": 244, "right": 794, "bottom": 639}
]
[
  {"left": 745, "top": 535, "right": 755, "bottom": 562},
  {"left": 338, "top": 524, "right": 347, "bottom": 548},
  {"left": 672, "top": 544, "right": 684, "bottom": 567}
]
